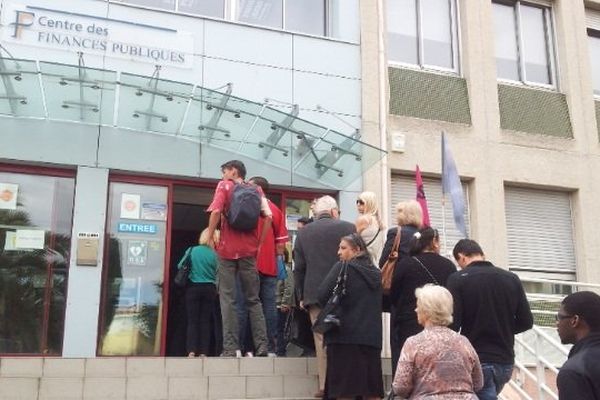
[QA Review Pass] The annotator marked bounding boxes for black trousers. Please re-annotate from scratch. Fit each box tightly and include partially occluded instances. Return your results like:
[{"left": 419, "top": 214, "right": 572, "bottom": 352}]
[{"left": 185, "top": 282, "right": 217, "bottom": 355}]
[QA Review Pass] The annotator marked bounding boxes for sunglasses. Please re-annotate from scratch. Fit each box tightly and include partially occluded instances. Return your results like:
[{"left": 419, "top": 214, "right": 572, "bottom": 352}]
[
  {"left": 356, "top": 199, "right": 365, "bottom": 205},
  {"left": 555, "top": 313, "right": 574, "bottom": 321}
]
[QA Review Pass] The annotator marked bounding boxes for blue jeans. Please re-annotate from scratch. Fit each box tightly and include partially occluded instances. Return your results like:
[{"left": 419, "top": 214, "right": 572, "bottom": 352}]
[
  {"left": 476, "top": 363, "right": 513, "bottom": 400},
  {"left": 236, "top": 274, "right": 278, "bottom": 353}
]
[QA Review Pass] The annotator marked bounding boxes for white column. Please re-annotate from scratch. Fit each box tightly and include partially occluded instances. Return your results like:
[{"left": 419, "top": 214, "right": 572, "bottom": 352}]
[{"left": 62, "top": 166, "right": 109, "bottom": 357}]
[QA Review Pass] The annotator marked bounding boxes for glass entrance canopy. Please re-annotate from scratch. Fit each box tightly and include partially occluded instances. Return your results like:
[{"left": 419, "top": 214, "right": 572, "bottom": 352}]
[{"left": 0, "top": 57, "right": 385, "bottom": 189}]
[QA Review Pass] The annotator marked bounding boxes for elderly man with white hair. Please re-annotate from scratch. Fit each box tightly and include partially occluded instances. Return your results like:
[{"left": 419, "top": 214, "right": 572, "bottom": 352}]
[{"left": 293, "top": 195, "right": 356, "bottom": 398}]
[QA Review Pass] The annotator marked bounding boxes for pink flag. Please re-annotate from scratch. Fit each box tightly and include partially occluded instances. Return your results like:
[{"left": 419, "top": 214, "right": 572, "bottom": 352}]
[{"left": 415, "top": 165, "right": 431, "bottom": 227}]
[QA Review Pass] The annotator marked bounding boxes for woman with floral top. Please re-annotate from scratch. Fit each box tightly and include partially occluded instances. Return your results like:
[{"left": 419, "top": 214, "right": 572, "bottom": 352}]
[{"left": 392, "top": 285, "right": 483, "bottom": 399}]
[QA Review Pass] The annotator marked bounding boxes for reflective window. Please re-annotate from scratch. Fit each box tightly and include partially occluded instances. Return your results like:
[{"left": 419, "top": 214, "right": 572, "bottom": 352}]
[
  {"left": 114, "top": 0, "right": 331, "bottom": 38},
  {"left": 422, "top": 0, "right": 453, "bottom": 69},
  {"left": 492, "top": 1, "right": 555, "bottom": 86},
  {"left": 387, "top": 0, "right": 459, "bottom": 72},
  {"left": 98, "top": 182, "right": 168, "bottom": 356},
  {"left": 121, "top": 0, "right": 176, "bottom": 10},
  {"left": 0, "top": 171, "right": 75, "bottom": 355},
  {"left": 285, "top": 0, "right": 326, "bottom": 36},
  {"left": 588, "top": 31, "right": 600, "bottom": 96},
  {"left": 178, "top": 0, "right": 225, "bottom": 17},
  {"left": 387, "top": 0, "right": 418, "bottom": 65},
  {"left": 493, "top": 3, "right": 520, "bottom": 81},
  {"left": 237, "top": 0, "right": 283, "bottom": 29}
]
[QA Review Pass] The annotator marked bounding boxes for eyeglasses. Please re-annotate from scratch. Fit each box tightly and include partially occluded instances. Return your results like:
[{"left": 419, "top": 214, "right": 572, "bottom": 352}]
[
  {"left": 555, "top": 313, "right": 574, "bottom": 321},
  {"left": 356, "top": 199, "right": 365, "bottom": 205}
]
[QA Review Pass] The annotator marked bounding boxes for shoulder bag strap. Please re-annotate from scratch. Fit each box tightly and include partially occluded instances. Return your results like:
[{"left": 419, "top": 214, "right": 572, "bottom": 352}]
[
  {"left": 390, "top": 227, "right": 402, "bottom": 255},
  {"left": 333, "top": 262, "right": 349, "bottom": 297},
  {"left": 412, "top": 256, "right": 440, "bottom": 285},
  {"left": 365, "top": 227, "right": 382, "bottom": 248}
]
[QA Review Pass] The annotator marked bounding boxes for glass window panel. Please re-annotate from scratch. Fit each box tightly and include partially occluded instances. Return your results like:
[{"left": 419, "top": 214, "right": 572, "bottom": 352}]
[
  {"left": 285, "top": 0, "right": 325, "bottom": 36},
  {"left": 493, "top": 2, "right": 520, "bottom": 81},
  {"left": 387, "top": 0, "right": 418, "bottom": 65},
  {"left": 40, "top": 62, "right": 117, "bottom": 126},
  {"left": 237, "top": 0, "right": 283, "bottom": 29},
  {"left": 178, "top": 0, "right": 225, "bottom": 17},
  {"left": 120, "top": 0, "right": 175, "bottom": 9},
  {"left": 422, "top": 0, "right": 453, "bottom": 68},
  {"left": 98, "top": 183, "right": 168, "bottom": 356},
  {"left": 117, "top": 73, "right": 194, "bottom": 135},
  {"left": 589, "top": 34, "right": 600, "bottom": 96},
  {"left": 521, "top": 5, "right": 552, "bottom": 84},
  {"left": 0, "top": 59, "right": 45, "bottom": 118},
  {"left": 0, "top": 172, "right": 75, "bottom": 354}
]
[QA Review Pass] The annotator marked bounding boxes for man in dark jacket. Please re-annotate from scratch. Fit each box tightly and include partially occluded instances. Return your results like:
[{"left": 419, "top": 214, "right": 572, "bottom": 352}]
[
  {"left": 556, "top": 291, "right": 600, "bottom": 400},
  {"left": 448, "top": 239, "right": 533, "bottom": 400},
  {"left": 293, "top": 195, "right": 356, "bottom": 397}
]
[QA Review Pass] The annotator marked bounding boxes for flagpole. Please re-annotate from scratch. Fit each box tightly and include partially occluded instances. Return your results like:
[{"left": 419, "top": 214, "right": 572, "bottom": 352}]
[{"left": 441, "top": 194, "right": 447, "bottom": 257}]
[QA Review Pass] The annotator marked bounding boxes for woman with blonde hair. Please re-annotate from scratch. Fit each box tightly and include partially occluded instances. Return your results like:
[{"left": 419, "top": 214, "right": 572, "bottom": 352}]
[
  {"left": 177, "top": 228, "right": 220, "bottom": 357},
  {"left": 379, "top": 200, "right": 423, "bottom": 373},
  {"left": 393, "top": 284, "right": 483, "bottom": 399},
  {"left": 355, "top": 191, "right": 384, "bottom": 264}
]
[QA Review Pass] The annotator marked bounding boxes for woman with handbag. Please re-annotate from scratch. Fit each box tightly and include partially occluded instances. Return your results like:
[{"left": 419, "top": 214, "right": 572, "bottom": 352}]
[
  {"left": 317, "top": 233, "right": 383, "bottom": 400},
  {"left": 378, "top": 200, "right": 423, "bottom": 375},
  {"left": 177, "top": 228, "right": 219, "bottom": 357},
  {"left": 355, "top": 191, "right": 384, "bottom": 264},
  {"left": 392, "top": 285, "right": 483, "bottom": 399},
  {"left": 389, "top": 227, "right": 456, "bottom": 374}
]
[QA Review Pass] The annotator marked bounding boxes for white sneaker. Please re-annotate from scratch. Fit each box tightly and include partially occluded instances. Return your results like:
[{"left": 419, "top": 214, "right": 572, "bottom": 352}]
[
  {"left": 245, "top": 351, "right": 254, "bottom": 357},
  {"left": 235, "top": 350, "right": 242, "bottom": 358},
  {"left": 267, "top": 352, "right": 277, "bottom": 357}
]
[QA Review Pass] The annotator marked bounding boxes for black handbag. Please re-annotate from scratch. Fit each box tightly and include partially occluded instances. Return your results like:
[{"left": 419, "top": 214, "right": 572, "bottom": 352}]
[
  {"left": 312, "top": 262, "right": 348, "bottom": 335},
  {"left": 174, "top": 248, "right": 192, "bottom": 288}
]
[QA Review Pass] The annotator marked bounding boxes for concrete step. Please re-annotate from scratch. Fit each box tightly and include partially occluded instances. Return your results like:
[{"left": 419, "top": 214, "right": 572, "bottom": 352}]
[{"left": 0, "top": 357, "right": 331, "bottom": 400}]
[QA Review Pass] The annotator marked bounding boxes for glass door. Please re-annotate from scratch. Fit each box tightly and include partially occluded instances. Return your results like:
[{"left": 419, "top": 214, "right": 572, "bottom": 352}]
[
  {"left": 0, "top": 170, "right": 75, "bottom": 355},
  {"left": 98, "top": 182, "right": 169, "bottom": 356}
]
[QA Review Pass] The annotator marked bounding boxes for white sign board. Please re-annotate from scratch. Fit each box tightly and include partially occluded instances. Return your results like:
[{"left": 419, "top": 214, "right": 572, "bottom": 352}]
[
  {"left": 1, "top": 2, "right": 194, "bottom": 68},
  {"left": 15, "top": 229, "right": 45, "bottom": 249}
]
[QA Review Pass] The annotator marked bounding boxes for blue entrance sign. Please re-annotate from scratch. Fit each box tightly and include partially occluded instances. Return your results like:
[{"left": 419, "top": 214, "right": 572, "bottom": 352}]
[{"left": 118, "top": 222, "right": 157, "bottom": 234}]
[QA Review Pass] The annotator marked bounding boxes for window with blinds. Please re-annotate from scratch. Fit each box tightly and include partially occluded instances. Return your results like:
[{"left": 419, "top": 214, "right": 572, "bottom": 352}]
[
  {"left": 390, "top": 174, "right": 470, "bottom": 257},
  {"left": 504, "top": 186, "right": 576, "bottom": 280}
]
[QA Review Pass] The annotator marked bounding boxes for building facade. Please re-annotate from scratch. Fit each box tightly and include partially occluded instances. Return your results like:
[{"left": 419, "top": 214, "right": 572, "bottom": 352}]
[
  {"left": 362, "top": 0, "right": 600, "bottom": 295},
  {"left": 0, "top": 0, "right": 384, "bottom": 357}
]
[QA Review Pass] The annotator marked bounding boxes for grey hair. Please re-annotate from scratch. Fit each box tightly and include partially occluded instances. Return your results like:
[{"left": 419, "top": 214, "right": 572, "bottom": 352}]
[
  {"left": 314, "top": 195, "right": 338, "bottom": 215},
  {"left": 415, "top": 284, "right": 454, "bottom": 327}
]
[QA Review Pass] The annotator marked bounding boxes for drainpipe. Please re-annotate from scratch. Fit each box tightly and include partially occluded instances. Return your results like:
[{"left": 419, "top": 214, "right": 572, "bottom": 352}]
[{"left": 377, "top": 0, "right": 390, "bottom": 227}]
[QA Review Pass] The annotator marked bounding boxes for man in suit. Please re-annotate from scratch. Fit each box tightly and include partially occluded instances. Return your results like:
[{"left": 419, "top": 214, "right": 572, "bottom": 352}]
[{"left": 293, "top": 195, "right": 356, "bottom": 397}]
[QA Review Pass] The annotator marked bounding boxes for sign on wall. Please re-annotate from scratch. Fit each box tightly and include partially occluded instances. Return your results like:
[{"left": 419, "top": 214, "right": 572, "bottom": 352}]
[{"left": 1, "top": 2, "right": 194, "bottom": 68}]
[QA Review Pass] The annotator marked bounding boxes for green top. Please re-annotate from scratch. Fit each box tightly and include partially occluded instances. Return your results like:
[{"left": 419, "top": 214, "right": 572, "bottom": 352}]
[{"left": 178, "top": 245, "right": 218, "bottom": 284}]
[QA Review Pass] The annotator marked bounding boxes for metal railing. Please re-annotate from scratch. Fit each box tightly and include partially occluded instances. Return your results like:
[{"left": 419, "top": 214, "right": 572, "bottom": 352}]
[{"left": 503, "top": 277, "right": 600, "bottom": 399}]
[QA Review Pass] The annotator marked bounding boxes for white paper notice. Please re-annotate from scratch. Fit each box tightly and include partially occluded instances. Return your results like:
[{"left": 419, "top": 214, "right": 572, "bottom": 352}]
[
  {"left": 0, "top": 183, "right": 18, "bottom": 210},
  {"left": 120, "top": 194, "right": 141, "bottom": 219},
  {"left": 4, "top": 231, "right": 17, "bottom": 250},
  {"left": 15, "top": 229, "right": 45, "bottom": 249}
]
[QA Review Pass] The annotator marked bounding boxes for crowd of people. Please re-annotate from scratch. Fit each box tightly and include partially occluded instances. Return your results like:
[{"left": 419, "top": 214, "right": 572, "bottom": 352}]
[{"left": 176, "top": 159, "right": 599, "bottom": 400}]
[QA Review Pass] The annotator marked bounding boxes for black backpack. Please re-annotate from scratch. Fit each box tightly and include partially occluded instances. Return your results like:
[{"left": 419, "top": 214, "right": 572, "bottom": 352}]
[{"left": 226, "top": 182, "right": 262, "bottom": 231}]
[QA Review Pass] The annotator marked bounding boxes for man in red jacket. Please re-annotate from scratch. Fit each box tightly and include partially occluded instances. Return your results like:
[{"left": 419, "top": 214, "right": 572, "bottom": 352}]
[
  {"left": 236, "top": 176, "right": 289, "bottom": 355},
  {"left": 206, "top": 160, "right": 272, "bottom": 357}
]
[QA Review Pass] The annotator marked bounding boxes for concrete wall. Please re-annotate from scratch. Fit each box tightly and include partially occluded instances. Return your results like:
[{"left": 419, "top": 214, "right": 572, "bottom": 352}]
[{"left": 361, "top": 0, "right": 600, "bottom": 282}]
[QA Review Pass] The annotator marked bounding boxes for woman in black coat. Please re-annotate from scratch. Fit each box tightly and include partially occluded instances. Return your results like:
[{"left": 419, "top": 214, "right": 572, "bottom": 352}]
[
  {"left": 318, "top": 234, "right": 383, "bottom": 400},
  {"left": 378, "top": 200, "right": 423, "bottom": 375},
  {"left": 389, "top": 227, "right": 457, "bottom": 374}
]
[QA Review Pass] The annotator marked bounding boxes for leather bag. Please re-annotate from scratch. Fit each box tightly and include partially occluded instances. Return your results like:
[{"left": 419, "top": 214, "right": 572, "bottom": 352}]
[{"left": 381, "top": 227, "right": 401, "bottom": 295}]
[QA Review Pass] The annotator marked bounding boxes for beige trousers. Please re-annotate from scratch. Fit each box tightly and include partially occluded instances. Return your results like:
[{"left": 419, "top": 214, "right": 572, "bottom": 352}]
[{"left": 309, "top": 306, "right": 327, "bottom": 391}]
